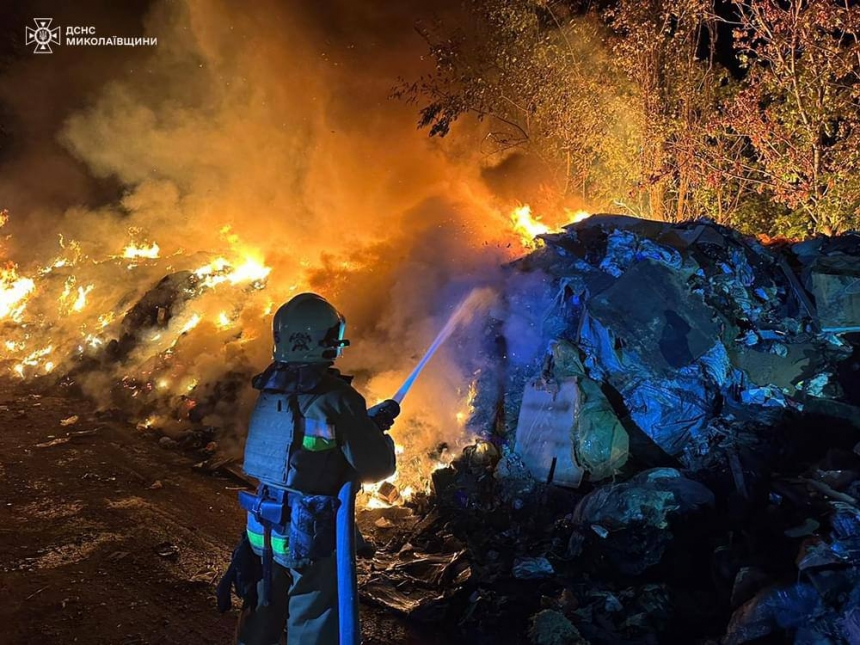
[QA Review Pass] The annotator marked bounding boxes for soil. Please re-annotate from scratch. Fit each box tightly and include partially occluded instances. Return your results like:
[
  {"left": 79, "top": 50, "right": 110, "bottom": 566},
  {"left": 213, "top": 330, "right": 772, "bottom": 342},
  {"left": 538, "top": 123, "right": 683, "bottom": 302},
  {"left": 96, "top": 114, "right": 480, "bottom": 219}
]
[{"left": 0, "top": 380, "right": 422, "bottom": 645}]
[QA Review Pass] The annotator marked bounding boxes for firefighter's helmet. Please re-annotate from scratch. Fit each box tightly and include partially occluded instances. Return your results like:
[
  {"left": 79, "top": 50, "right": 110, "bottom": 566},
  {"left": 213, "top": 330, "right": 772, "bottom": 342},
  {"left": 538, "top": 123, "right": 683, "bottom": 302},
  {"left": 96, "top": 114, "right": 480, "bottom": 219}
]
[{"left": 272, "top": 293, "right": 349, "bottom": 363}]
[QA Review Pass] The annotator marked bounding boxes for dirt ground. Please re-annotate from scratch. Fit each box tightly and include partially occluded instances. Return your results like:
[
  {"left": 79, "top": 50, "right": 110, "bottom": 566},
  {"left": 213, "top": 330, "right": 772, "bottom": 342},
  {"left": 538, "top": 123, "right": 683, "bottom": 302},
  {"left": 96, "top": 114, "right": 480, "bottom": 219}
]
[{"left": 0, "top": 380, "right": 422, "bottom": 645}]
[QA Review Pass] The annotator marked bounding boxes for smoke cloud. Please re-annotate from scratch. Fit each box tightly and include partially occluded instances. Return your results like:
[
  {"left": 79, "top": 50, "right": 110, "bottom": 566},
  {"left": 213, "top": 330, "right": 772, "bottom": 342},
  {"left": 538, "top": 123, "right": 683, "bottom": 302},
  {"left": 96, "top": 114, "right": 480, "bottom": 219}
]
[{"left": 0, "top": 0, "right": 534, "bottom": 492}]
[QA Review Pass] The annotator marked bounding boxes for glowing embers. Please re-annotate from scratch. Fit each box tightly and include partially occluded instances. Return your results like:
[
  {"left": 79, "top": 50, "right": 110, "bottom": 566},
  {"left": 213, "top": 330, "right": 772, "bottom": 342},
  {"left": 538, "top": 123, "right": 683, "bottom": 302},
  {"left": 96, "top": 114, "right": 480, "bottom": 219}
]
[
  {"left": 121, "top": 242, "right": 161, "bottom": 260},
  {"left": 455, "top": 379, "right": 479, "bottom": 425},
  {"left": 0, "top": 264, "right": 36, "bottom": 322},
  {"left": 13, "top": 345, "right": 55, "bottom": 378},
  {"left": 193, "top": 256, "right": 271, "bottom": 289}
]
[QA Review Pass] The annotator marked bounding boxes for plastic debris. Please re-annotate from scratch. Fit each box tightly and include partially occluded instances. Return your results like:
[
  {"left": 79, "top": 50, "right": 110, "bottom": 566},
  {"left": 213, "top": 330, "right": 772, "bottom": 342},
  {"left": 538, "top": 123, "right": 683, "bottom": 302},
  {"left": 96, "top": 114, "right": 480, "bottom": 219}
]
[
  {"left": 512, "top": 557, "right": 555, "bottom": 580},
  {"left": 355, "top": 219, "right": 860, "bottom": 644},
  {"left": 572, "top": 469, "right": 714, "bottom": 575},
  {"left": 724, "top": 583, "right": 825, "bottom": 645},
  {"left": 514, "top": 379, "right": 584, "bottom": 487}
]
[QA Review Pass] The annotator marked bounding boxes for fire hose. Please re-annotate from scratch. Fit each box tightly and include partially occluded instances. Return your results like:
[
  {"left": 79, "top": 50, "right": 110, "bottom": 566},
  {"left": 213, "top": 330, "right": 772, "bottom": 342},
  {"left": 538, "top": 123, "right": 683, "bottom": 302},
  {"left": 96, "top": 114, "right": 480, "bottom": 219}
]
[
  {"left": 337, "top": 288, "right": 493, "bottom": 643},
  {"left": 337, "top": 480, "right": 359, "bottom": 645}
]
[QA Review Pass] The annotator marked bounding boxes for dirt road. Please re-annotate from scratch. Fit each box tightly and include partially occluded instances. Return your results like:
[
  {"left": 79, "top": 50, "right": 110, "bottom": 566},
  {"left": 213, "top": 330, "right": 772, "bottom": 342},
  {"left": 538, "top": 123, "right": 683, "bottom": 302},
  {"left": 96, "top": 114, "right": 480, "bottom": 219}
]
[{"left": 0, "top": 381, "right": 415, "bottom": 645}]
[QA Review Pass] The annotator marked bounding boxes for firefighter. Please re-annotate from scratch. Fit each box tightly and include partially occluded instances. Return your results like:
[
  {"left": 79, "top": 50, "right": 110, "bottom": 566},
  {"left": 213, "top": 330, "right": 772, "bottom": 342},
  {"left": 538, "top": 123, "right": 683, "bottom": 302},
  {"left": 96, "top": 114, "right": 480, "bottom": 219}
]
[{"left": 217, "top": 293, "right": 399, "bottom": 645}]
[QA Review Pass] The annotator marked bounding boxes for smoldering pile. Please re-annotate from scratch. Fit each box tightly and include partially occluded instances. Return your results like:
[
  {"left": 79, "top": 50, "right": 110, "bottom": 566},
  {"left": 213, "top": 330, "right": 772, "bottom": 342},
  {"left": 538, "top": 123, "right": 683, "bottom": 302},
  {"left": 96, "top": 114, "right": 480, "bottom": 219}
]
[{"left": 356, "top": 216, "right": 860, "bottom": 645}]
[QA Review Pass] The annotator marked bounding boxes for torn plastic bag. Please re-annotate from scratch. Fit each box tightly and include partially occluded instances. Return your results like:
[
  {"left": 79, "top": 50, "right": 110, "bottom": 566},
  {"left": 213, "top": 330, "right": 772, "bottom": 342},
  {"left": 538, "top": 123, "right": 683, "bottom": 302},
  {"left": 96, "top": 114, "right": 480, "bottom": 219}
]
[
  {"left": 573, "top": 468, "right": 714, "bottom": 531},
  {"left": 549, "top": 341, "right": 629, "bottom": 481},
  {"left": 622, "top": 373, "right": 712, "bottom": 456},
  {"left": 573, "top": 376, "right": 629, "bottom": 481},
  {"left": 514, "top": 379, "right": 584, "bottom": 487},
  {"left": 512, "top": 556, "right": 555, "bottom": 580},
  {"left": 724, "top": 583, "right": 825, "bottom": 645},
  {"left": 572, "top": 468, "right": 714, "bottom": 574},
  {"left": 740, "top": 385, "right": 788, "bottom": 408}
]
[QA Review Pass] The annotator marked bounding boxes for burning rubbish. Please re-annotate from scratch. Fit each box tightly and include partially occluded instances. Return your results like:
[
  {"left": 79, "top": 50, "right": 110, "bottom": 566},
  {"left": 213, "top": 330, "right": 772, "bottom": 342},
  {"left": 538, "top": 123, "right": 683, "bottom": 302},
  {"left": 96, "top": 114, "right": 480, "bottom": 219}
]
[
  {"left": 3, "top": 0, "right": 860, "bottom": 642},
  {"left": 3, "top": 186, "right": 860, "bottom": 643},
  {"left": 351, "top": 216, "right": 860, "bottom": 644}
]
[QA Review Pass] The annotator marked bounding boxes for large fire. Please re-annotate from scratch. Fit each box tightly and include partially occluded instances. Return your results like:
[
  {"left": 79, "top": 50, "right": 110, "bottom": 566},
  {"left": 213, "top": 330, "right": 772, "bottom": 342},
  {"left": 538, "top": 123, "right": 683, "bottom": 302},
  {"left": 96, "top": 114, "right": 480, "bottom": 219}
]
[{"left": 0, "top": 203, "right": 587, "bottom": 502}]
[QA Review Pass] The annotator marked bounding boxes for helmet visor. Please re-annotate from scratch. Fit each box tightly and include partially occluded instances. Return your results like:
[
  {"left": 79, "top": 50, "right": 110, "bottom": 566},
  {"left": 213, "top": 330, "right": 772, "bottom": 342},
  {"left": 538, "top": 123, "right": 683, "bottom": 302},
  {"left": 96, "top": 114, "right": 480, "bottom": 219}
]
[{"left": 321, "top": 313, "right": 349, "bottom": 359}]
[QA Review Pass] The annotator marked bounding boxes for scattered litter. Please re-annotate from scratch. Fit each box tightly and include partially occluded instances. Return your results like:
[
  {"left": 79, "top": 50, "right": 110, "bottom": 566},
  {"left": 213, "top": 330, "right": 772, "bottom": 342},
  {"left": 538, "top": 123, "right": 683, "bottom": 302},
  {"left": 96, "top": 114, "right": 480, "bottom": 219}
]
[
  {"left": 35, "top": 437, "right": 71, "bottom": 448},
  {"left": 153, "top": 542, "right": 179, "bottom": 560},
  {"left": 374, "top": 481, "right": 401, "bottom": 506},
  {"left": 35, "top": 429, "right": 98, "bottom": 448},
  {"left": 414, "top": 219, "right": 860, "bottom": 643},
  {"left": 59, "top": 415, "right": 79, "bottom": 426},
  {"left": 374, "top": 517, "right": 395, "bottom": 529},
  {"left": 512, "top": 557, "right": 555, "bottom": 580}
]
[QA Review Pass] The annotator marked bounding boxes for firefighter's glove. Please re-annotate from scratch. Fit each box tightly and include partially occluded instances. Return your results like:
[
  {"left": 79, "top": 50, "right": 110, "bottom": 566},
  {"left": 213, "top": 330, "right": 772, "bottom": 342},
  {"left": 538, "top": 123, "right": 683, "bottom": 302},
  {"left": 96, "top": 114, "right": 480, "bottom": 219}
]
[
  {"left": 368, "top": 399, "right": 400, "bottom": 432},
  {"left": 216, "top": 533, "right": 262, "bottom": 613}
]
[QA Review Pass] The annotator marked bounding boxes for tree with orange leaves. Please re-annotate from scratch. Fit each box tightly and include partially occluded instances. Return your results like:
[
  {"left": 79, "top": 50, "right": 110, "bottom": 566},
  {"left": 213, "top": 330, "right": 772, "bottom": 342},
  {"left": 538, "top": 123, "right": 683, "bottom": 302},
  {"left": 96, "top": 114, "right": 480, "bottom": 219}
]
[{"left": 721, "top": 0, "right": 860, "bottom": 234}]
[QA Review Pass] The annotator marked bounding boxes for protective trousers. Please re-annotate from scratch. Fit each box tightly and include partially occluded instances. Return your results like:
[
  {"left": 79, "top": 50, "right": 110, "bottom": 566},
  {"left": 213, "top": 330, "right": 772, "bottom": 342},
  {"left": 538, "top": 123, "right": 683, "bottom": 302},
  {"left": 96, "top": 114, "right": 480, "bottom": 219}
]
[{"left": 237, "top": 555, "right": 338, "bottom": 645}]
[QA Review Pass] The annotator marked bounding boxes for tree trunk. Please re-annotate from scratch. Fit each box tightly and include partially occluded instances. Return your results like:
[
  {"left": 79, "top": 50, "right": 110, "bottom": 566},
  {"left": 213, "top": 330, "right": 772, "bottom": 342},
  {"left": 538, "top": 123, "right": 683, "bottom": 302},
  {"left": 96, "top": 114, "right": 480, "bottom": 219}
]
[{"left": 649, "top": 182, "right": 666, "bottom": 221}]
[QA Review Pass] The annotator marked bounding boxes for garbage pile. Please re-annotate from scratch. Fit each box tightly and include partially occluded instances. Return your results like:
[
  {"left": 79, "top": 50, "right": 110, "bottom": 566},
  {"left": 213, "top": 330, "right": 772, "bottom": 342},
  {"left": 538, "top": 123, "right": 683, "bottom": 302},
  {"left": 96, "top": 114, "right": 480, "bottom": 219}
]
[{"left": 358, "top": 217, "right": 860, "bottom": 644}]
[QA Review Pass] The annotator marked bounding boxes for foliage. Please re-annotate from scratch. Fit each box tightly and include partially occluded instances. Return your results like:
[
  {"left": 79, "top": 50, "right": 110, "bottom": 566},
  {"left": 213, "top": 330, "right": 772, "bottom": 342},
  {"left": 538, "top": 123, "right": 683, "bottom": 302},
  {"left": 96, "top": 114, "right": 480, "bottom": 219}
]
[
  {"left": 394, "top": 1, "right": 642, "bottom": 209},
  {"left": 725, "top": 0, "right": 860, "bottom": 233},
  {"left": 400, "top": 0, "right": 860, "bottom": 234}
]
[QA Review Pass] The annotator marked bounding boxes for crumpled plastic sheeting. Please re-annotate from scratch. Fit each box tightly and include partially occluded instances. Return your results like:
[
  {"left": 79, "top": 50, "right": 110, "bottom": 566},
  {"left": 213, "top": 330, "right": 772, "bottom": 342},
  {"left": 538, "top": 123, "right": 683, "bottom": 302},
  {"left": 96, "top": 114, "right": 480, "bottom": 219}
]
[
  {"left": 512, "top": 556, "right": 555, "bottom": 580},
  {"left": 588, "top": 260, "right": 721, "bottom": 378},
  {"left": 578, "top": 309, "right": 632, "bottom": 384},
  {"left": 724, "top": 583, "right": 825, "bottom": 645},
  {"left": 571, "top": 469, "right": 715, "bottom": 576},
  {"left": 841, "top": 605, "right": 860, "bottom": 644},
  {"left": 622, "top": 371, "right": 713, "bottom": 456},
  {"left": 740, "top": 384, "right": 788, "bottom": 408},
  {"left": 573, "top": 468, "right": 714, "bottom": 532},
  {"left": 727, "top": 510, "right": 860, "bottom": 644},
  {"left": 698, "top": 341, "right": 733, "bottom": 388},
  {"left": 599, "top": 229, "right": 682, "bottom": 278}
]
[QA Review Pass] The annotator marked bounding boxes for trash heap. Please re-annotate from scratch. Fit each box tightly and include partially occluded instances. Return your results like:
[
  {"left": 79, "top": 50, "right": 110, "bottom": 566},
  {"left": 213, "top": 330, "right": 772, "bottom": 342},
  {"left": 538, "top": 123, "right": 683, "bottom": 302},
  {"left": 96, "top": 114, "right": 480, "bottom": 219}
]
[{"left": 358, "top": 217, "right": 860, "bottom": 645}]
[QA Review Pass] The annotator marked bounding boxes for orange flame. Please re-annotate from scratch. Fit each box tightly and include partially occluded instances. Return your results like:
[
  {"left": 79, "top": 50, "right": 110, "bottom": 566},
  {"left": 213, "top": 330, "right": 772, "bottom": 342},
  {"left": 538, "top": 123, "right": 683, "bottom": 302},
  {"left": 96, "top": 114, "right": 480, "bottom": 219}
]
[
  {"left": 0, "top": 265, "right": 36, "bottom": 322},
  {"left": 509, "top": 204, "right": 592, "bottom": 250},
  {"left": 511, "top": 205, "right": 550, "bottom": 249},
  {"left": 194, "top": 256, "right": 271, "bottom": 288},
  {"left": 122, "top": 242, "right": 161, "bottom": 260}
]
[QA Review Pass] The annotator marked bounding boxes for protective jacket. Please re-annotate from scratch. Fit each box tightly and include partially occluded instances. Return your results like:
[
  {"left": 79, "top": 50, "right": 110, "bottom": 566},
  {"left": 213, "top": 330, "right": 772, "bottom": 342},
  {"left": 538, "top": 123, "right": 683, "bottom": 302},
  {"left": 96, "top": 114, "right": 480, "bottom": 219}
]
[{"left": 241, "top": 362, "right": 395, "bottom": 570}]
